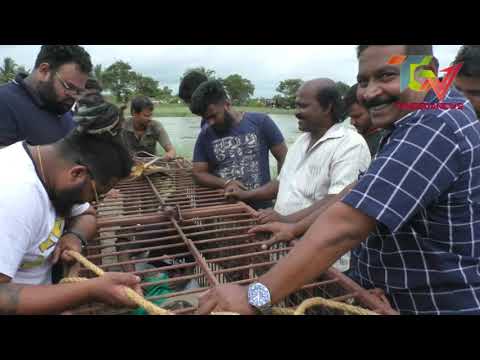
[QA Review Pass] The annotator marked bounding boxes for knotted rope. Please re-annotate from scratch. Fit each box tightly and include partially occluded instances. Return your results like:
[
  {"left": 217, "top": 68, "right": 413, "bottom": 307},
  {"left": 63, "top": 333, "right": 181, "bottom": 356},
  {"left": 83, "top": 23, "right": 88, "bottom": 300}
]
[{"left": 62, "top": 250, "right": 378, "bottom": 316}]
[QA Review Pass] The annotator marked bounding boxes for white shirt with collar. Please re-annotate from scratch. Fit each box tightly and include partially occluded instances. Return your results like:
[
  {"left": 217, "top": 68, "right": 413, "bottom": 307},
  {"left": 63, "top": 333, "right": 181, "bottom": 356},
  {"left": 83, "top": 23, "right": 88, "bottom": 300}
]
[{"left": 273, "top": 123, "right": 371, "bottom": 272}]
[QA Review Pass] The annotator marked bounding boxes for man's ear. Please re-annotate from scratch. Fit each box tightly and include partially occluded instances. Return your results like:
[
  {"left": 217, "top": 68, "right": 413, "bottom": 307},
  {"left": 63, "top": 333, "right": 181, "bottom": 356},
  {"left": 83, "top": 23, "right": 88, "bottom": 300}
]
[
  {"left": 36, "top": 63, "right": 51, "bottom": 80},
  {"left": 68, "top": 165, "right": 89, "bottom": 184}
]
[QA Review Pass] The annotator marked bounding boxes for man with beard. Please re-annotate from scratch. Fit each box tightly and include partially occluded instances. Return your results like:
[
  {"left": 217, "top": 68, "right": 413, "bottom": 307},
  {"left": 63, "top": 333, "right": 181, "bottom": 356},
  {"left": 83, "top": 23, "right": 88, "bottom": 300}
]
[
  {"left": 178, "top": 70, "right": 208, "bottom": 128},
  {"left": 452, "top": 45, "right": 480, "bottom": 118},
  {"left": 197, "top": 45, "right": 480, "bottom": 316},
  {"left": 0, "top": 45, "right": 92, "bottom": 148},
  {"left": 121, "top": 96, "right": 176, "bottom": 159},
  {"left": 344, "top": 83, "right": 386, "bottom": 157},
  {"left": 224, "top": 79, "right": 370, "bottom": 272},
  {"left": 189, "top": 80, "right": 288, "bottom": 210},
  {"left": 0, "top": 114, "right": 144, "bottom": 314}
]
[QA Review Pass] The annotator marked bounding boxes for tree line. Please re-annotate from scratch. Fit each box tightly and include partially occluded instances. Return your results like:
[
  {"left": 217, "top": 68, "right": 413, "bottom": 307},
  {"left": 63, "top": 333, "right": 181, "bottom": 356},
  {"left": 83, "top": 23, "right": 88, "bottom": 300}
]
[{"left": 1, "top": 57, "right": 351, "bottom": 108}]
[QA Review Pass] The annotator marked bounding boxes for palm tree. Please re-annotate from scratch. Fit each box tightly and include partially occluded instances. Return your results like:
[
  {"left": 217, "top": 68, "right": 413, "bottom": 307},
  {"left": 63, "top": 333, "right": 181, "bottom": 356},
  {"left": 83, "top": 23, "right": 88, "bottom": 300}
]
[{"left": 0, "top": 57, "right": 18, "bottom": 84}]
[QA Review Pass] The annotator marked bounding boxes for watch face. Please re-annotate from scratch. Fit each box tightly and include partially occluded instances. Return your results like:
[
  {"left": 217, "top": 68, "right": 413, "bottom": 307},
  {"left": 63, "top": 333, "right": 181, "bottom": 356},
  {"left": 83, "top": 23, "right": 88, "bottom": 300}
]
[{"left": 248, "top": 283, "right": 271, "bottom": 308}]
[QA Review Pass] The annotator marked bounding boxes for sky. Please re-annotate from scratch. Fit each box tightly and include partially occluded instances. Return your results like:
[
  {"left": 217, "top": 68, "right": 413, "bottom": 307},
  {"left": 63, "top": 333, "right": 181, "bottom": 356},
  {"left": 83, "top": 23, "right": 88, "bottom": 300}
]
[{"left": 0, "top": 45, "right": 463, "bottom": 98}]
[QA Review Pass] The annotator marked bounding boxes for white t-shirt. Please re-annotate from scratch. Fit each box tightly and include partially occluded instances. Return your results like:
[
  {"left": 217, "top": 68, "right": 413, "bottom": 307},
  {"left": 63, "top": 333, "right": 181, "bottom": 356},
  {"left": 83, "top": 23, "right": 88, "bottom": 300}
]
[
  {"left": 273, "top": 123, "right": 371, "bottom": 272},
  {"left": 0, "top": 142, "right": 89, "bottom": 285},
  {"left": 274, "top": 123, "right": 371, "bottom": 215}
]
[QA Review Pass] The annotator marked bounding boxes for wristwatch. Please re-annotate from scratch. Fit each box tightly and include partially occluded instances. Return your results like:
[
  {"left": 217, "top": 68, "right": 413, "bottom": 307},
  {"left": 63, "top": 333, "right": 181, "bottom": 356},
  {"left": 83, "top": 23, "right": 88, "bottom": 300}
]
[
  {"left": 63, "top": 230, "right": 87, "bottom": 248},
  {"left": 247, "top": 282, "right": 272, "bottom": 315}
]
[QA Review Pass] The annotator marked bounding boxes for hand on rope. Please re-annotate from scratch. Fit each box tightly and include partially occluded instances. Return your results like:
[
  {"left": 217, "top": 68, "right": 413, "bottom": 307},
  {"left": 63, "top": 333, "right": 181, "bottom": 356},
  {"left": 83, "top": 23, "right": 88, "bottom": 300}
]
[{"left": 63, "top": 250, "right": 379, "bottom": 316}]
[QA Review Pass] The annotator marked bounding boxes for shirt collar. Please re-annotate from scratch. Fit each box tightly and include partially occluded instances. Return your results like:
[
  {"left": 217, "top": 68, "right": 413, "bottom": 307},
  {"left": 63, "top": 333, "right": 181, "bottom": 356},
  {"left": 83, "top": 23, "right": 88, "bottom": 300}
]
[
  {"left": 123, "top": 117, "right": 155, "bottom": 134},
  {"left": 13, "top": 73, "right": 47, "bottom": 109},
  {"left": 307, "top": 123, "right": 347, "bottom": 152}
]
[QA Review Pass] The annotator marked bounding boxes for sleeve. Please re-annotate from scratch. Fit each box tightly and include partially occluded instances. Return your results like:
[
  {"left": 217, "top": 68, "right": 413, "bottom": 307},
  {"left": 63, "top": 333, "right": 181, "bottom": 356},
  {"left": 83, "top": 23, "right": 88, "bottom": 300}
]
[
  {"left": 0, "top": 100, "right": 20, "bottom": 147},
  {"left": 153, "top": 121, "right": 172, "bottom": 148},
  {"left": 328, "top": 134, "right": 371, "bottom": 194},
  {"left": 70, "top": 202, "right": 90, "bottom": 217},
  {"left": 260, "top": 115, "right": 285, "bottom": 147},
  {"left": 342, "top": 118, "right": 460, "bottom": 232},
  {"left": 192, "top": 131, "right": 209, "bottom": 163},
  {"left": 0, "top": 185, "right": 40, "bottom": 278}
]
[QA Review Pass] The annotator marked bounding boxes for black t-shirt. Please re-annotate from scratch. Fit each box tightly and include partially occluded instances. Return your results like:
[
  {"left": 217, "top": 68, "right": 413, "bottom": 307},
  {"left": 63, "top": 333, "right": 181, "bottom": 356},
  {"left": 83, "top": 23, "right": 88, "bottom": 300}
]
[{"left": 0, "top": 74, "right": 75, "bottom": 146}]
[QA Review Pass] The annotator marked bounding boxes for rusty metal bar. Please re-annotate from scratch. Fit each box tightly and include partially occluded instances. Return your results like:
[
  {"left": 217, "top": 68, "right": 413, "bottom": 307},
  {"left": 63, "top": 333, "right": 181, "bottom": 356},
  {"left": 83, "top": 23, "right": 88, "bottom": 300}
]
[{"left": 145, "top": 175, "right": 220, "bottom": 287}]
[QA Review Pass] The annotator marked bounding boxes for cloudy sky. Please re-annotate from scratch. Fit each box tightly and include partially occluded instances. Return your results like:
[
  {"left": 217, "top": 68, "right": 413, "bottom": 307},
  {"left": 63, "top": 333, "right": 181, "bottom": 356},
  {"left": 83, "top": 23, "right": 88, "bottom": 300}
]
[{"left": 0, "top": 45, "right": 463, "bottom": 98}]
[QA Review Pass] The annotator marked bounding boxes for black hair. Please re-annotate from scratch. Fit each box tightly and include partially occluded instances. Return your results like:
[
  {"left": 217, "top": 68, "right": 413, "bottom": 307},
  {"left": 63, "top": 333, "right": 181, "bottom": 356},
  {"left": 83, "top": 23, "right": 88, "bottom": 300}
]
[
  {"left": 130, "top": 96, "right": 154, "bottom": 115},
  {"left": 316, "top": 85, "right": 345, "bottom": 123},
  {"left": 179, "top": 71, "right": 208, "bottom": 103},
  {"left": 343, "top": 83, "right": 359, "bottom": 112},
  {"left": 356, "top": 45, "right": 434, "bottom": 58},
  {"left": 189, "top": 80, "right": 227, "bottom": 116},
  {"left": 56, "top": 132, "right": 133, "bottom": 187},
  {"left": 34, "top": 45, "right": 92, "bottom": 74},
  {"left": 453, "top": 45, "right": 480, "bottom": 77}
]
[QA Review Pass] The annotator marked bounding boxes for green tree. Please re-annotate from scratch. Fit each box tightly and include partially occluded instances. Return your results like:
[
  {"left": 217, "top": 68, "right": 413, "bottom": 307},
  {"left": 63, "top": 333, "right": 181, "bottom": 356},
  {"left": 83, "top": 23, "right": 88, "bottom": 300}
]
[
  {"left": 275, "top": 78, "right": 303, "bottom": 108},
  {"left": 157, "top": 86, "right": 175, "bottom": 103},
  {"left": 134, "top": 73, "right": 159, "bottom": 98},
  {"left": 221, "top": 74, "right": 255, "bottom": 106},
  {"left": 102, "top": 61, "right": 137, "bottom": 103},
  {"left": 181, "top": 67, "right": 216, "bottom": 80},
  {"left": 0, "top": 57, "right": 18, "bottom": 84},
  {"left": 335, "top": 81, "right": 351, "bottom": 99}
]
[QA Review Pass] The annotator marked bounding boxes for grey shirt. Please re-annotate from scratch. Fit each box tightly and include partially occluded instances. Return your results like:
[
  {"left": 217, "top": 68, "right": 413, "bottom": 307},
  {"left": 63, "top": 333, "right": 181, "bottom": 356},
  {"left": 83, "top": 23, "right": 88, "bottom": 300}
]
[{"left": 121, "top": 118, "right": 172, "bottom": 155}]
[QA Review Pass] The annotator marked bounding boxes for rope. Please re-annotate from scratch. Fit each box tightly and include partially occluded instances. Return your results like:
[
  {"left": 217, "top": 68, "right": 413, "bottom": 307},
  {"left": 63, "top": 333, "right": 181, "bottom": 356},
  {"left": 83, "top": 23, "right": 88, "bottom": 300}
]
[
  {"left": 60, "top": 250, "right": 173, "bottom": 315},
  {"left": 62, "top": 250, "right": 378, "bottom": 316}
]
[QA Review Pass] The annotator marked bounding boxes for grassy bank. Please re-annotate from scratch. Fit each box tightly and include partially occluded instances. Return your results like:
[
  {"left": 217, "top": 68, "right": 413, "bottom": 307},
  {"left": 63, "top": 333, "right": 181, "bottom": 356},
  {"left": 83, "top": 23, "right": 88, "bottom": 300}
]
[
  {"left": 152, "top": 104, "right": 295, "bottom": 117},
  {"left": 106, "top": 99, "right": 295, "bottom": 117}
]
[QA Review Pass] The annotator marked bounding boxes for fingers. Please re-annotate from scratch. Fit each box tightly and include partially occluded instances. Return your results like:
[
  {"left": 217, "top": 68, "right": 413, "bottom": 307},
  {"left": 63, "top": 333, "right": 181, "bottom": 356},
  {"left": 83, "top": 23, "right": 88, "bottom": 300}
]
[
  {"left": 260, "top": 234, "right": 282, "bottom": 250},
  {"left": 248, "top": 223, "right": 271, "bottom": 234},
  {"left": 52, "top": 245, "right": 61, "bottom": 265},
  {"left": 196, "top": 290, "right": 218, "bottom": 315},
  {"left": 259, "top": 214, "right": 274, "bottom": 224},
  {"left": 108, "top": 272, "right": 142, "bottom": 287}
]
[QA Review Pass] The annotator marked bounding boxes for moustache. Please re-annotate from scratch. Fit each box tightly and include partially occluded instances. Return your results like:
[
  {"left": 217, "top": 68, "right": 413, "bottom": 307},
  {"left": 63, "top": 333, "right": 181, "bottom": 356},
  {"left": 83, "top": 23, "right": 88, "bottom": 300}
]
[{"left": 363, "top": 96, "right": 400, "bottom": 110}]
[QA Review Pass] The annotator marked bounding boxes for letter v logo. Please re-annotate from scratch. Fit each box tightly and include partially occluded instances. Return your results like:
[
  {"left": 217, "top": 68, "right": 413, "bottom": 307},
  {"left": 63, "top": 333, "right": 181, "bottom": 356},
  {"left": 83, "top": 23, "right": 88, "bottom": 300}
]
[{"left": 426, "top": 63, "right": 463, "bottom": 101}]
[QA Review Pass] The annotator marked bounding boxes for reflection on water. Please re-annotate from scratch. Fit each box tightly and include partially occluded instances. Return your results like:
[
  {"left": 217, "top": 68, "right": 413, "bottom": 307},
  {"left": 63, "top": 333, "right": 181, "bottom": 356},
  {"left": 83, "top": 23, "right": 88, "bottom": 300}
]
[{"left": 155, "top": 114, "right": 302, "bottom": 178}]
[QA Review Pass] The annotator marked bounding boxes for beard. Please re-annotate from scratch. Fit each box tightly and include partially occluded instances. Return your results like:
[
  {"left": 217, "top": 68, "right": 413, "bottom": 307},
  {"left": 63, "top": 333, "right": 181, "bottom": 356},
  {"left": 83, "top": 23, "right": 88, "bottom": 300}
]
[
  {"left": 212, "top": 111, "right": 235, "bottom": 134},
  {"left": 37, "top": 78, "right": 75, "bottom": 115},
  {"left": 48, "top": 182, "right": 86, "bottom": 218}
]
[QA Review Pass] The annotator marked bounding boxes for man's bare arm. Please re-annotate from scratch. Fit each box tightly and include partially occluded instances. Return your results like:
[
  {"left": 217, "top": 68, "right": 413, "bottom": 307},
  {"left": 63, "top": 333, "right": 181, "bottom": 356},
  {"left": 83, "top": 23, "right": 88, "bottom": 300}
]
[
  {"left": 270, "top": 142, "right": 288, "bottom": 174},
  {"left": 258, "top": 201, "right": 376, "bottom": 304},
  {"left": 193, "top": 162, "right": 228, "bottom": 189},
  {"left": 290, "top": 182, "right": 357, "bottom": 237},
  {"left": 0, "top": 272, "right": 141, "bottom": 315},
  {"left": 66, "top": 205, "right": 97, "bottom": 242}
]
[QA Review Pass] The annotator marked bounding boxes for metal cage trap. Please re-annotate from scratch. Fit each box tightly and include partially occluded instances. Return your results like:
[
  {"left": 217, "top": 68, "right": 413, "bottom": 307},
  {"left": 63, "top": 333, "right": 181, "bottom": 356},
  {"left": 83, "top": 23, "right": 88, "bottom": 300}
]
[{"left": 66, "top": 158, "right": 397, "bottom": 315}]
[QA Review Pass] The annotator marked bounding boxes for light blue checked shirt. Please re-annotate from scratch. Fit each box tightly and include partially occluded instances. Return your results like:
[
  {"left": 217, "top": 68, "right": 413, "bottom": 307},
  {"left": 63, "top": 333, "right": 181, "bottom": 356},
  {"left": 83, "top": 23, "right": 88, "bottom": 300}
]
[{"left": 343, "top": 88, "right": 480, "bottom": 314}]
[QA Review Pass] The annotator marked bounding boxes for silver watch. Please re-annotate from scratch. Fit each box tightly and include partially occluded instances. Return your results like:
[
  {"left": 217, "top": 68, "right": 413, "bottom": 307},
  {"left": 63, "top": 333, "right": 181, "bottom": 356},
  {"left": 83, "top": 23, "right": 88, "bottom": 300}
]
[{"left": 247, "top": 282, "right": 272, "bottom": 315}]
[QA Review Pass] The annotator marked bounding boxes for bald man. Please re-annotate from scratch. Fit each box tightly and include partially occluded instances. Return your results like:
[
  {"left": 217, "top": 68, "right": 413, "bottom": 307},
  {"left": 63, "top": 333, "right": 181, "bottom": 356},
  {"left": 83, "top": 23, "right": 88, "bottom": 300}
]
[{"left": 226, "top": 79, "right": 371, "bottom": 271}]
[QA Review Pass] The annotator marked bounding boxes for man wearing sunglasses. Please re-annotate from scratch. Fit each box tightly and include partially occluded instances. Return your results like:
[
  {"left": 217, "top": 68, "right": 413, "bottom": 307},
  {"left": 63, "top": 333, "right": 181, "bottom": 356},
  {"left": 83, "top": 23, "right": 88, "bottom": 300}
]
[
  {"left": 0, "top": 110, "right": 145, "bottom": 314},
  {"left": 0, "top": 45, "right": 92, "bottom": 148}
]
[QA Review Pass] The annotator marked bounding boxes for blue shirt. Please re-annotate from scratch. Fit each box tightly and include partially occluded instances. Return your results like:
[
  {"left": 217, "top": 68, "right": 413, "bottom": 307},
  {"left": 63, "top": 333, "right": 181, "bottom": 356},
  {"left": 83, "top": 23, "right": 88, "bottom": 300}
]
[
  {"left": 0, "top": 74, "right": 75, "bottom": 146},
  {"left": 193, "top": 112, "right": 284, "bottom": 210},
  {"left": 343, "top": 88, "right": 480, "bottom": 314}
]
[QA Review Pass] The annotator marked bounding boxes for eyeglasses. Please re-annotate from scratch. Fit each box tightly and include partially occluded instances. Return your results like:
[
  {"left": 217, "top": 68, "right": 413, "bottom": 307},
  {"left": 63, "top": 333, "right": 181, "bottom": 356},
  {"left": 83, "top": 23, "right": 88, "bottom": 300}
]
[{"left": 55, "top": 72, "right": 85, "bottom": 96}]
